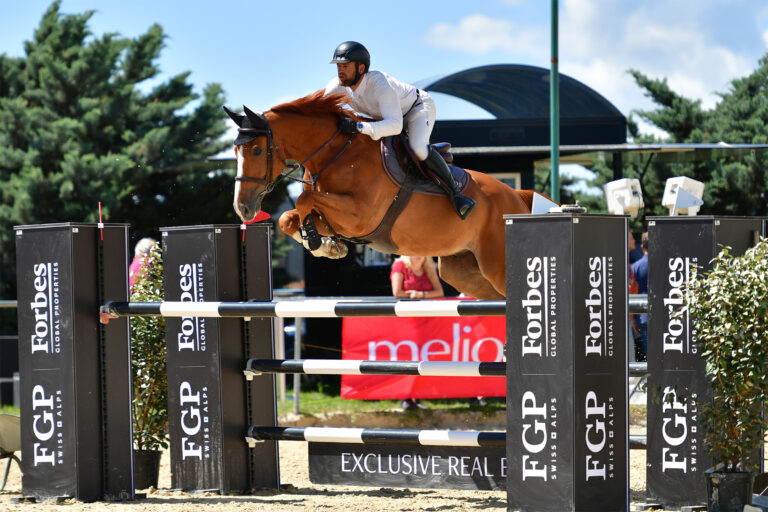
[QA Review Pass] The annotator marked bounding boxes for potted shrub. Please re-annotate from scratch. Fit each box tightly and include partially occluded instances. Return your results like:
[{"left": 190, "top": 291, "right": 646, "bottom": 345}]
[
  {"left": 685, "top": 238, "right": 768, "bottom": 512},
  {"left": 130, "top": 242, "right": 168, "bottom": 489}
]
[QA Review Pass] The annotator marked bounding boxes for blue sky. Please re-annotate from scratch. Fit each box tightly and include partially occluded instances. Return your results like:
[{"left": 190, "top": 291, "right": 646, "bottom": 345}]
[{"left": 3, "top": 0, "right": 768, "bottom": 141}]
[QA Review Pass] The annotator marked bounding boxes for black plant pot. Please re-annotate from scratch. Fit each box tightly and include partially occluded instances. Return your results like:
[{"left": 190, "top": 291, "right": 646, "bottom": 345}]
[
  {"left": 133, "top": 449, "right": 162, "bottom": 490},
  {"left": 705, "top": 470, "right": 754, "bottom": 512}
]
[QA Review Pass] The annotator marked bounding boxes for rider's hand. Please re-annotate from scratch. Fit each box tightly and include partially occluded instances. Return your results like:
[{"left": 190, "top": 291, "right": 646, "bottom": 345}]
[{"left": 338, "top": 116, "right": 360, "bottom": 134}]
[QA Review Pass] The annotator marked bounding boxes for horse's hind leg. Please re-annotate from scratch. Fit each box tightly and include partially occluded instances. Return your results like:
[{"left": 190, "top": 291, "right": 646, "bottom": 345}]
[
  {"left": 438, "top": 252, "right": 504, "bottom": 300},
  {"left": 472, "top": 228, "right": 508, "bottom": 297}
]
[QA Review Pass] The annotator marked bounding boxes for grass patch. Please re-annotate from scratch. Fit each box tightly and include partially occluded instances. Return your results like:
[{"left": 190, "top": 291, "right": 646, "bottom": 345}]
[
  {"left": 0, "top": 405, "right": 20, "bottom": 416},
  {"left": 275, "top": 391, "right": 505, "bottom": 416}
]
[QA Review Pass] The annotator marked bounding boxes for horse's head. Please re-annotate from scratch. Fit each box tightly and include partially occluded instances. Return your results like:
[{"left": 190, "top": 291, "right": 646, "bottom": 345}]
[
  {"left": 225, "top": 92, "right": 357, "bottom": 221},
  {"left": 224, "top": 105, "right": 275, "bottom": 222}
]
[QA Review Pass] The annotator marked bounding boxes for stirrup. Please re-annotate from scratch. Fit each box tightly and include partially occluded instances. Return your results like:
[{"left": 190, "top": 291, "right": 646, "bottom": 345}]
[
  {"left": 300, "top": 216, "right": 322, "bottom": 251},
  {"left": 453, "top": 195, "right": 476, "bottom": 220}
]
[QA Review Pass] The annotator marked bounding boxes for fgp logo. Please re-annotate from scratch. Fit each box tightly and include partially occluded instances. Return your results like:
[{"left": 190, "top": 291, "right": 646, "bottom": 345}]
[
  {"left": 178, "top": 263, "right": 207, "bottom": 352},
  {"left": 584, "top": 390, "right": 615, "bottom": 480},
  {"left": 520, "top": 390, "right": 557, "bottom": 481},
  {"left": 660, "top": 386, "right": 696, "bottom": 473},
  {"left": 31, "top": 384, "right": 62, "bottom": 466},
  {"left": 179, "top": 381, "right": 210, "bottom": 460},
  {"left": 663, "top": 257, "right": 697, "bottom": 354}
]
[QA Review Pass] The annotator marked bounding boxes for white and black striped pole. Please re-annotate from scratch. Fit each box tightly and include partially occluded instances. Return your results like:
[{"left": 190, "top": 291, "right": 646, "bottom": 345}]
[
  {"left": 246, "top": 426, "right": 648, "bottom": 450},
  {"left": 244, "top": 359, "right": 506, "bottom": 380},
  {"left": 100, "top": 298, "right": 509, "bottom": 322},
  {"left": 244, "top": 359, "right": 648, "bottom": 380},
  {"left": 246, "top": 426, "right": 505, "bottom": 447}
]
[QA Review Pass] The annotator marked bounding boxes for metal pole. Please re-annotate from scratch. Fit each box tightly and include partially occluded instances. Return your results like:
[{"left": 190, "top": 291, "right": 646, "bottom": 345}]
[{"left": 550, "top": 0, "right": 561, "bottom": 202}]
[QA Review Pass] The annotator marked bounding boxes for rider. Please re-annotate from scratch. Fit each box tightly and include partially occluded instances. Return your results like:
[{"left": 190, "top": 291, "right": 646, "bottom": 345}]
[{"left": 324, "top": 41, "right": 476, "bottom": 220}]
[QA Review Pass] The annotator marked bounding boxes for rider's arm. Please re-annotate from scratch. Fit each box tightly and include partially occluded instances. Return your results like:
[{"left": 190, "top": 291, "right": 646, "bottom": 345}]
[{"left": 357, "top": 77, "right": 403, "bottom": 140}]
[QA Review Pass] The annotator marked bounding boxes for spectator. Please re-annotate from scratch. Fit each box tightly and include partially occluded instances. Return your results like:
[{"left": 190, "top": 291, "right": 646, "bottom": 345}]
[
  {"left": 627, "top": 230, "right": 641, "bottom": 361},
  {"left": 628, "top": 231, "right": 644, "bottom": 264},
  {"left": 390, "top": 255, "right": 443, "bottom": 300},
  {"left": 129, "top": 238, "right": 158, "bottom": 291},
  {"left": 390, "top": 255, "right": 443, "bottom": 410},
  {"left": 631, "top": 232, "right": 649, "bottom": 361}
]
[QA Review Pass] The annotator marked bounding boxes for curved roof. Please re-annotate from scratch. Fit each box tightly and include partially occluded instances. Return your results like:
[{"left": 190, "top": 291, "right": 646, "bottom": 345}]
[{"left": 416, "top": 64, "right": 624, "bottom": 120}]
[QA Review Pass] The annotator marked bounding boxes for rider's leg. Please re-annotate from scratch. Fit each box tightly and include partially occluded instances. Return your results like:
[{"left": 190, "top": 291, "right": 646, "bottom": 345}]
[
  {"left": 421, "top": 147, "right": 476, "bottom": 219},
  {"left": 407, "top": 96, "right": 476, "bottom": 220}
]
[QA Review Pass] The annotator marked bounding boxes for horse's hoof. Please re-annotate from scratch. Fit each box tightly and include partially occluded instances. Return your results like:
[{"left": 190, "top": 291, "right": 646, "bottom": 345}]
[{"left": 323, "top": 237, "right": 348, "bottom": 259}]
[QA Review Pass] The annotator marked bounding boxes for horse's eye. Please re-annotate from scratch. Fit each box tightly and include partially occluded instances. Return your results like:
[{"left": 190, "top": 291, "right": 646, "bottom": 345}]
[{"left": 252, "top": 146, "right": 263, "bottom": 156}]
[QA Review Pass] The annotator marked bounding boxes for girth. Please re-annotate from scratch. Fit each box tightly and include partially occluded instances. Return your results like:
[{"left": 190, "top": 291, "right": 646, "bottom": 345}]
[{"left": 338, "top": 173, "right": 416, "bottom": 254}]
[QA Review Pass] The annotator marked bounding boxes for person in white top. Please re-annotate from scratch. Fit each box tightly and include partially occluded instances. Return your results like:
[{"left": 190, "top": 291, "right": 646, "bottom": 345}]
[{"left": 324, "top": 41, "right": 476, "bottom": 220}]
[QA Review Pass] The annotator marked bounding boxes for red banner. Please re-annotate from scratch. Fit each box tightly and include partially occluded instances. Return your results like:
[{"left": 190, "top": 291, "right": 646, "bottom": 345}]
[{"left": 340, "top": 314, "right": 506, "bottom": 399}]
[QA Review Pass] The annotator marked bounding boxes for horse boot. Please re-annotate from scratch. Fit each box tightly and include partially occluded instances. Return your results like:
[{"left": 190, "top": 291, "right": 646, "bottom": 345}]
[
  {"left": 421, "top": 146, "right": 476, "bottom": 220},
  {"left": 301, "top": 215, "right": 323, "bottom": 251}
]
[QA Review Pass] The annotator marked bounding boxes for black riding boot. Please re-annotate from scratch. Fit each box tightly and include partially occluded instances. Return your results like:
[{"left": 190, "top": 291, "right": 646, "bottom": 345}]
[{"left": 421, "top": 146, "right": 476, "bottom": 219}]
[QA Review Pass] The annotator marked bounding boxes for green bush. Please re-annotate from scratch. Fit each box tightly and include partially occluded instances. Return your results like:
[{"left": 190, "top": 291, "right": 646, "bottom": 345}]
[
  {"left": 130, "top": 244, "right": 168, "bottom": 450},
  {"left": 686, "top": 238, "right": 768, "bottom": 471}
]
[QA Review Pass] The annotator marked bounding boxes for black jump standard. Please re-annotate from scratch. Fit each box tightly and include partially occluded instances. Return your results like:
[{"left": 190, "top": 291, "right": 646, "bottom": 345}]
[{"left": 505, "top": 213, "right": 629, "bottom": 512}]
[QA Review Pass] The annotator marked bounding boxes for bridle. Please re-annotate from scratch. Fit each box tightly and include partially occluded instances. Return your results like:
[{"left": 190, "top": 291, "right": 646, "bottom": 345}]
[{"left": 234, "top": 112, "right": 354, "bottom": 195}]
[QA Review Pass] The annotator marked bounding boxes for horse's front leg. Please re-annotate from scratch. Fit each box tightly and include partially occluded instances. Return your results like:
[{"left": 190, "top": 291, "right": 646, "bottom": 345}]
[{"left": 278, "top": 208, "right": 348, "bottom": 259}]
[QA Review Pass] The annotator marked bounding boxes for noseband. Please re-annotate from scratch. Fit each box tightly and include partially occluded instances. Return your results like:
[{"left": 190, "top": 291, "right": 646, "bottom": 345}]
[{"left": 235, "top": 115, "right": 353, "bottom": 194}]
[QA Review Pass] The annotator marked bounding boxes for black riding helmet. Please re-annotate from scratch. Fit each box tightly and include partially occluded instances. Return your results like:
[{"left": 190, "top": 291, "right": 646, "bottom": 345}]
[{"left": 330, "top": 41, "right": 370, "bottom": 82}]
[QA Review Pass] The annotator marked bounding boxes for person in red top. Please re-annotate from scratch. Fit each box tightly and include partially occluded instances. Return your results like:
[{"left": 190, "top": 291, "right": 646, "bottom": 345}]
[
  {"left": 390, "top": 255, "right": 444, "bottom": 300},
  {"left": 129, "top": 237, "right": 158, "bottom": 292},
  {"left": 390, "top": 255, "right": 444, "bottom": 410}
]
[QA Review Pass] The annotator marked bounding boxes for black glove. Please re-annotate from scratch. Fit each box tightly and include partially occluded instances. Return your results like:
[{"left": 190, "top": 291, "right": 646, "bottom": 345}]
[{"left": 338, "top": 117, "right": 360, "bottom": 134}]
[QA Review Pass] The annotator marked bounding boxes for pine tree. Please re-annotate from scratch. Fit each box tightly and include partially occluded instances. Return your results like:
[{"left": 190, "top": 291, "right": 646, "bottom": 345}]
[
  {"left": 572, "top": 62, "right": 768, "bottom": 221},
  {"left": 0, "top": 2, "right": 287, "bottom": 298}
]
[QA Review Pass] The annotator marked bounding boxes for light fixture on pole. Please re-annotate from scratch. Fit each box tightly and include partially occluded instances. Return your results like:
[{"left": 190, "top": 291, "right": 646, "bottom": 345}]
[
  {"left": 603, "top": 178, "right": 644, "bottom": 217},
  {"left": 662, "top": 177, "right": 704, "bottom": 216}
]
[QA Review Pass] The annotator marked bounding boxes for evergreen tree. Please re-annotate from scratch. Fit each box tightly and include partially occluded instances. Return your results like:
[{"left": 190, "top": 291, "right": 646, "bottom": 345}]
[
  {"left": 573, "top": 62, "right": 768, "bottom": 221},
  {"left": 0, "top": 2, "right": 287, "bottom": 298}
]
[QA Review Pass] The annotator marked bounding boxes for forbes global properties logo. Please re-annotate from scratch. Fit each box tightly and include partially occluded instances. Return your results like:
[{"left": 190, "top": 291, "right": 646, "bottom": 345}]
[
  {"left": 521, "top": 256, "right": 559, "bottom": 358},
  {"left": 178, "top": 263, "right": 207, "bottom": 352},
  {"left": 30, "top": 262, "right": 61, "bottom": 354}
]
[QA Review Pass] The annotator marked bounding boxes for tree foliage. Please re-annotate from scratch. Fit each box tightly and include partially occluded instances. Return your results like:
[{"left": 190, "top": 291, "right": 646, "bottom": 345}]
[
  {"left": 130, "top": 243, "right": 167, "bottom": 451},
  {"left": 572, "top": 57, "right": 768, "bottom": 222},
  {"left": 685, "top": 239, "right": 768, "bottom": 471},
  {"left": 0, "top": 2, "right": 289, "bottom": 298}
]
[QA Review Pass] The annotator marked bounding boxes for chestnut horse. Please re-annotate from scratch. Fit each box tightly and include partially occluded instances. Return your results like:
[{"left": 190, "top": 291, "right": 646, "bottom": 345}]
[{"left": 225, "top": 91, "right": 535, "bottom": 299}]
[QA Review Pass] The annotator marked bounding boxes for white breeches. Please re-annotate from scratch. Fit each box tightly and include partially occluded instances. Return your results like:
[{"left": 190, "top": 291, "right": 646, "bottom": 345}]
[{"left": 404, "top": 92, "right": 436, "bottom": 161}]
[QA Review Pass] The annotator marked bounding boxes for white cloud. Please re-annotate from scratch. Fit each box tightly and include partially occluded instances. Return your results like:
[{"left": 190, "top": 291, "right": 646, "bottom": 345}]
[
  {"left": 424, "top": 1, "right": 762, "bottom": 137},
  {"left": 425, "top": 14, "right": 547, "bottom": 59}
]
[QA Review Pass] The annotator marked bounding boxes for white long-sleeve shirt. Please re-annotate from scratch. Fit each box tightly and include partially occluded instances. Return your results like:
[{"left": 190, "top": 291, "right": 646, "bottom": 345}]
[{"left": 324, "top": 70, "right": 420, "bottom": 140}]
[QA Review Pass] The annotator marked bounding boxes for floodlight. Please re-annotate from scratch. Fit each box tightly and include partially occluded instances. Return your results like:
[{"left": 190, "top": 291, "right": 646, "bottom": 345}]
[
  {"left": 603, "top": 178, "right": 644, "bottom": 217},
  {"left": 662, "top": 177, "right": 704, "bottom": 216}
]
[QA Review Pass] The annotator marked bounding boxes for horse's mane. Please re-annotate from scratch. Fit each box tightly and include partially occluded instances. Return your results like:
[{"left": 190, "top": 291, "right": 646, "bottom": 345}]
[{"left": 270, "top": 90, "right": 353, "bottom": 118}]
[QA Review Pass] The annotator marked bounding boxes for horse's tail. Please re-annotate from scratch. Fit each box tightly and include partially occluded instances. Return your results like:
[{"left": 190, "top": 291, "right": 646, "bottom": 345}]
[{"left": 516, "top": 189, "right": 561, "bottom": 212}]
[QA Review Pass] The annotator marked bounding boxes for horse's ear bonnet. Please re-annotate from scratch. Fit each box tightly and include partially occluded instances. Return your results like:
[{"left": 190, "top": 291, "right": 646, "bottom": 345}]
[{"left": 223, "top": 105, "right": 270, "bottom": 146}]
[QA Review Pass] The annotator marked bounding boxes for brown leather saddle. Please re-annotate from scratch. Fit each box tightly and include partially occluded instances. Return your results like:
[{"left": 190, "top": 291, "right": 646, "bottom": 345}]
[{"left": 340, "top": 134, "right": 469, "bottom": 254}]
